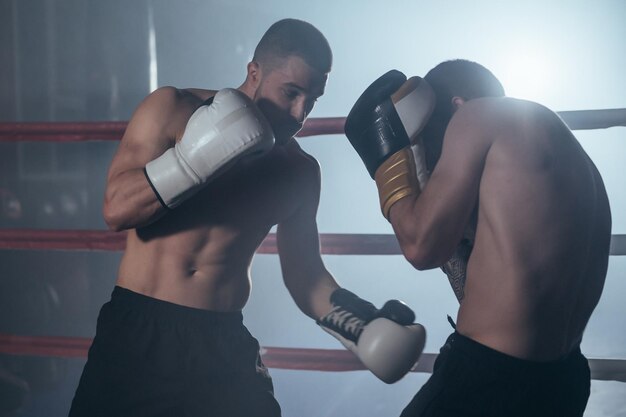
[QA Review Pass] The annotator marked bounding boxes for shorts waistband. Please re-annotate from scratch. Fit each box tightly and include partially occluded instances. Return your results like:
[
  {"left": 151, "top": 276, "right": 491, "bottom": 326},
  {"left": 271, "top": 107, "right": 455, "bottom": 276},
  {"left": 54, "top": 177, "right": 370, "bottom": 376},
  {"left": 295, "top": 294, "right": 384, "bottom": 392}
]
[
  {"left": 110, "top": 286, "right": 244, "bottom": 326},
  {"left": 446, "top": 331, "right": 584, "bottom": 373}
]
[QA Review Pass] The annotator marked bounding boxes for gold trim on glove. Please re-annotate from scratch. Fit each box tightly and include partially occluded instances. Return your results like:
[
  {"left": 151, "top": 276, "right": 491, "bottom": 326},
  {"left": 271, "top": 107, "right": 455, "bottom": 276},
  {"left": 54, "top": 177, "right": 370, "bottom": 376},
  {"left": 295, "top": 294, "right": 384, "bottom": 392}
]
[{"left": 374, "top": 147, "right": 421, "bottom": 220}]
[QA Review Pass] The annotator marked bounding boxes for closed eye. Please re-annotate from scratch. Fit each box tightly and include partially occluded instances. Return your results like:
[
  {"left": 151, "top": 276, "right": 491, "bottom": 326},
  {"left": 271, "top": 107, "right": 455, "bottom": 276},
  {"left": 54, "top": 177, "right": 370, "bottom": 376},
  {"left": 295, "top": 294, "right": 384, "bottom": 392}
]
[{"left": 283, "top": 89, "right": 299, "bottom": 100}]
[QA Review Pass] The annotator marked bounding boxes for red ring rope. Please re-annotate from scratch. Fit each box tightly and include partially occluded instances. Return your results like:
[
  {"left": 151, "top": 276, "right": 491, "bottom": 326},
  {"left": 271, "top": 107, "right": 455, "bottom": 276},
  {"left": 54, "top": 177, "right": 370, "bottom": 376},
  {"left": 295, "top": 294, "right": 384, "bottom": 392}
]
[
  {"left": 0, "top": 109, "right": 624, "bottom": 143},
  {"left": 0, "top": 333, "right": 623, "bottom": 382},
  {"left": 0, "top": 118, "right": 346, "bottom": 143},
  {"left": 0, "top": 229, "right": 624, "bottom": 255}
]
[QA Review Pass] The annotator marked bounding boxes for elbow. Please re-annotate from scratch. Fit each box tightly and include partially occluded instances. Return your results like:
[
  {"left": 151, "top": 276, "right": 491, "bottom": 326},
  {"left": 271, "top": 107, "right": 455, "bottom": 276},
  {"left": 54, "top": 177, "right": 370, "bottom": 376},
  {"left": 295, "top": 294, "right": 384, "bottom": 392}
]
[
  {"left": 404, "top": 249, "right": 436, "bottom": 271},
  {"left": 286, "top": 289, "right": 316, "bottom": 320},
  {"left": 103, "top": 212, "right": 124, "bottom": 233},
  {"left": 102, "top": 201, "right": 128, "bottom": 232},
  {"left": 391, "top": 214, "right": 444, "bottom": 270},
  {"left": 401, "top": 240, "right": 445, "bottom": 271},
  {"left": 106, "top": 222, "right": 126, "bottom": 233}
]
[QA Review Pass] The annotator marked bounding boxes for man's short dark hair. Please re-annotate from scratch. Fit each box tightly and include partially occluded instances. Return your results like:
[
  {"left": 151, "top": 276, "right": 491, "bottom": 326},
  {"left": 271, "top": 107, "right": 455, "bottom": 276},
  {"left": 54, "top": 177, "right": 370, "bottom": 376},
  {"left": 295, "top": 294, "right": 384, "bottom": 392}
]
[
  {"left": 422, "top": 60, "right": 505, "bottom": 171},
  {"left": 253, "top": 19, "right": 332, "bottom": 73},
  {"left": 425, "top": 59, "right": 505, "bottom": 118}
]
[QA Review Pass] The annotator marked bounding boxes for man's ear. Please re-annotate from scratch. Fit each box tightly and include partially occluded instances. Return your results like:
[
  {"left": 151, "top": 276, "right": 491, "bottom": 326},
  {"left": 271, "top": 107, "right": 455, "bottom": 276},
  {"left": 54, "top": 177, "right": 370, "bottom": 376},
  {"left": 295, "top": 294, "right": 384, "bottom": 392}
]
[
  {"left": 247, "top": 61, "right": 261, "bottom": 87},
  {"left": 451, "top": 96, "right": 466, "bottom": 113}
]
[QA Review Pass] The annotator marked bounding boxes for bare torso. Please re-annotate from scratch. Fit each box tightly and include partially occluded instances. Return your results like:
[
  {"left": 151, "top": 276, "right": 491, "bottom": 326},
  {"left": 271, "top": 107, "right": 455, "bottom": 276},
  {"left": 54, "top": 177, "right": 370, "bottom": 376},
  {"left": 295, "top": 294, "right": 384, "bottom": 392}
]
[
  {"left": 457, "top": 98, "right": 611, "bottom": 360},
  {"left": 115, "top": 89, "right": 314, "bottom": 311}
]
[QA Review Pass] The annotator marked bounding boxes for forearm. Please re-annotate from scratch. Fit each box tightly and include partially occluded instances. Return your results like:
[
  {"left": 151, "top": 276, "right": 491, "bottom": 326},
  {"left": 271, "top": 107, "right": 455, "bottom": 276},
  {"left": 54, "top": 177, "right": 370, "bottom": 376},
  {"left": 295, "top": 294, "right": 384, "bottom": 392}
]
[
  {"left": 388, "top": 196, "right": 443, "bottom": 270},
  {"left": 389, "top": 189, "right": 471, "bottom": 272},
  {"left": 103, "top": 168, "right": 167, "bottom": 231},
  {"left": 285, "top": 269, "right": 339, "bottom": 320}
]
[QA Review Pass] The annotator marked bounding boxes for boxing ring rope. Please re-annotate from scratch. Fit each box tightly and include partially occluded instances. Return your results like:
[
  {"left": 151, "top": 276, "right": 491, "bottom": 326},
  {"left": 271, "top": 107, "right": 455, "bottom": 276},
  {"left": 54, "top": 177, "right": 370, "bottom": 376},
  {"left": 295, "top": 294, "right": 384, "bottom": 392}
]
[
  {"left": 0, "top": 229, "right": 625, "bottom": 256},
  {"left": 1, "top": 108, "right": 625, "bottom": 383},
  {"left": 0, "top": 334, "right": 624, "bottom": 382},
  {"left": 1, "top": 109, "right": 625, "bottom": 143},
  {"left": 0, "top": 117, "right": 347, "bottom": 143}
]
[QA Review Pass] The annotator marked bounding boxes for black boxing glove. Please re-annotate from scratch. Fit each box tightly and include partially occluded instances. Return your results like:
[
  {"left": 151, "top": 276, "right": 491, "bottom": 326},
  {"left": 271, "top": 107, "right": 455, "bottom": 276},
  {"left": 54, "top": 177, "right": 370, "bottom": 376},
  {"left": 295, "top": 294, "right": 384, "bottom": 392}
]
[{"left": 345, "top": 70, "right": 435, "bottom": 219}]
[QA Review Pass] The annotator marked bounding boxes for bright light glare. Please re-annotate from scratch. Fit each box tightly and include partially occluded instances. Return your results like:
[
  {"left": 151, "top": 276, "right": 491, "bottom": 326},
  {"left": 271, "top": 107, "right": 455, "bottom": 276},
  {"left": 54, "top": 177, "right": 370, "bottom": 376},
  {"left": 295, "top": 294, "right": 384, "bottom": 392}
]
[
  {"left": 498, "top": 45, "right": 554, "bottom": 102},
  {"left": 148, "top": 2, "right": 158, "bottom": 92}
]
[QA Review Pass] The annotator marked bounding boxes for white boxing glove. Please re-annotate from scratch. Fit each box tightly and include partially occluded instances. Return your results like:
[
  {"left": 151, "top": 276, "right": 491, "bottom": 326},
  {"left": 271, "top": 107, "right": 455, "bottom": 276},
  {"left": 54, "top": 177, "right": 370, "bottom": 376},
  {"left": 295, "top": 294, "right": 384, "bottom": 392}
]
[
  {"left": 145, "top": 88, "right": 275, "bottom": 208},
  {"left": 391, "top": 75, "right": 435, "bottom": 192},
  {"left": 317, "top": 288, "right": 426, "bottom": 384}
]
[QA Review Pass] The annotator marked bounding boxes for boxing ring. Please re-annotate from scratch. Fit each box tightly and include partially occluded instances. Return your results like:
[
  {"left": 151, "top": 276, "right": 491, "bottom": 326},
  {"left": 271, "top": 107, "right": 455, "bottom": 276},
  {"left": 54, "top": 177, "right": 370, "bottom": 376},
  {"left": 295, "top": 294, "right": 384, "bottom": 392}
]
[{"left": 0, "top": 108, "right": 626, "bottom": 386}]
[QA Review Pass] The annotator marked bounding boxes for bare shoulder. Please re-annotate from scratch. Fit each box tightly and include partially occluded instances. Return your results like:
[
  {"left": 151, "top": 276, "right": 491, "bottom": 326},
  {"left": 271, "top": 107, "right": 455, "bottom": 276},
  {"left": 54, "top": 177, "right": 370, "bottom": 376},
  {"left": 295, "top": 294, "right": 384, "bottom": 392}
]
[
  {"left": 451, "top": 97, "right": 559, "bottom": 135},
  {"left": 456, "top": 96, "right": 546, "bottom": 115},
  {"left": 274, "top": 141, "right": 322, "bottom": 226},
  {"left": 129, "top": 87, "right": 194, "bottom": 128},
  {"left": 139, "top": 87, "right": 210, "bottom": 123},
  {"left": 182, "top": 87, "right": 218, "bottom": 102},
  {"left": 283, "top": 140, "right": 322, "bottom": 202},
  {"left": 149, "top": 86, "right": 216, "bottom": 102},
  {"left": 139, "top": 86, "right": 196, "bottom": 112},
  {"left": 450, "top": 97, "right": 507, "bottom": 133},
  {"left": 284, "top": 140, "right": 321, "bottom": 174},
  {"left": 440, "top": 98, "right": 503, "bottom": 151},
  {"left": 108, "top": 87, "right": 206, "bottom": 175},
  {"left": 136, "top": 86, "right": 218, "bottom": 119},
  {"left": 124, "top": 87, "right": 216, "bottom": 144}
]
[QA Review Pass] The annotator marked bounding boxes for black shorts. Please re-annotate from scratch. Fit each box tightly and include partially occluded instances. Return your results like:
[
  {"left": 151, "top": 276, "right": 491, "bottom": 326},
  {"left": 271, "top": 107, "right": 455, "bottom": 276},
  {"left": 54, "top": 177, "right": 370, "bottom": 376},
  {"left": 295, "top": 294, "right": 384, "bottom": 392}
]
[
  {"left": 69, "top": 286, "right": 281, "bottom": 417},
  {"left": 401, "top": 331, "right": 590, "bottom": 417}
]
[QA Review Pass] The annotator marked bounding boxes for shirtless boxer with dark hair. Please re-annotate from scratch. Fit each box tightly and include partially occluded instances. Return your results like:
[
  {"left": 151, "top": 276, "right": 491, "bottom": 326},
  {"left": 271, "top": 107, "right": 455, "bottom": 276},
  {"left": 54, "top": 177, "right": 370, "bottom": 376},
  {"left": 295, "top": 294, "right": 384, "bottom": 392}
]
[
  {"left": 345, "top": 59, "right": 611, "bottom": 417},
  {"left": 69, "top": 18, "right": 425, "bottom": 417}
]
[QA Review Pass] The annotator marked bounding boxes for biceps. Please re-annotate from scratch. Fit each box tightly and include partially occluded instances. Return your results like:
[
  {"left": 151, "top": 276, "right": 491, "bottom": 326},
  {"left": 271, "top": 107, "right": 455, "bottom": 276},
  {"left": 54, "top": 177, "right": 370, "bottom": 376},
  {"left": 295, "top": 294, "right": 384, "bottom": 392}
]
[
  {"left": 107, "top": 121, "right": 173, "bottom": 186},
  {"left": 430, "top": 124, "right": 491, "bottom": 212},
  {"left": 276, "top": 211, "right": 324, "bottom": 286},
  {"left": 429, "top": 161, "right": 481, "bottom": 212},
  {"left": 277, "top": 216, "right": 322, "bottom": 271},
  {"left": 421, "top": 172, "right": 477, "bottom": 245},
  {"left": 103, "top": 130, "right": 172, "bottom": 215},
  {"left": 417, "top": 140, "right": 488, "bottom": 243}
]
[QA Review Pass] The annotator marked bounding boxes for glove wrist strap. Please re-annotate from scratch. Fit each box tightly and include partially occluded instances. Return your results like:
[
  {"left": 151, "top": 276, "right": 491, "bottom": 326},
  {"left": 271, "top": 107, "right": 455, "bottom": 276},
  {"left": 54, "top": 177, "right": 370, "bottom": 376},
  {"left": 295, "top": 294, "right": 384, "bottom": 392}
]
[{"left": 374, "top": 147, "right": 421, "bottom": 219}]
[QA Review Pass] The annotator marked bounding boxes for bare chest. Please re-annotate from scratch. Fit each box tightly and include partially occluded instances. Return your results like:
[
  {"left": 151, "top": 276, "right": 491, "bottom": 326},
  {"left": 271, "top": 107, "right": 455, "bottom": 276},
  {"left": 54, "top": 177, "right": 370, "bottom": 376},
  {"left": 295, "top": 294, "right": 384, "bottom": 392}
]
[{"left": 178, "top": 153, "right": 299, "bottom": 230}]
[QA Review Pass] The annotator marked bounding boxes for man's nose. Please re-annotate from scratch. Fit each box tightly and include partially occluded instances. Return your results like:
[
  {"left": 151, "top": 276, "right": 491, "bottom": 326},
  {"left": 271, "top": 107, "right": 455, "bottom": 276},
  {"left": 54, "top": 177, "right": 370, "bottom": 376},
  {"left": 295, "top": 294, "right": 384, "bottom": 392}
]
[{"left": 290, "top": 100, "right": 307, "bottom": 123}]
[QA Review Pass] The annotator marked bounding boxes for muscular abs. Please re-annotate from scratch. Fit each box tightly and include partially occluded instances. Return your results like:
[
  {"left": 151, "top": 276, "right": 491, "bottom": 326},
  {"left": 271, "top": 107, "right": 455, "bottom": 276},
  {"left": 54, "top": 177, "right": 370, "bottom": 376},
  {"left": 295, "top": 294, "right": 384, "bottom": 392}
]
[{"left": 117, "top": 146, "right": 301, "bottom": 311}]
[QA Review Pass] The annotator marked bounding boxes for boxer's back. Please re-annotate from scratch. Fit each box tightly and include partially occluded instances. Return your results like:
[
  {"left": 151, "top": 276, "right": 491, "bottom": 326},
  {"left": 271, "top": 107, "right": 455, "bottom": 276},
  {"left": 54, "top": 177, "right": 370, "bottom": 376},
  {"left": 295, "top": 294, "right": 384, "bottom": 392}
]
[{"left": 457, "top": 98, "right": 611, "bottom": 360}]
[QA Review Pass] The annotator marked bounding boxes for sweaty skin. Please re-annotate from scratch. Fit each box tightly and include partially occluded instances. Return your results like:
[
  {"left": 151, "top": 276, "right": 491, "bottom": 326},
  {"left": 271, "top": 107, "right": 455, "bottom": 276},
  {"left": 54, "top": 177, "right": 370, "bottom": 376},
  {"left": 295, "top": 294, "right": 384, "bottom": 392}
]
[
  {"left": 389, "top": 97, "right": 611, "bottom": 361},
  {"left": 103, "top": 56, "right": 338, "bottom": 316}
]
